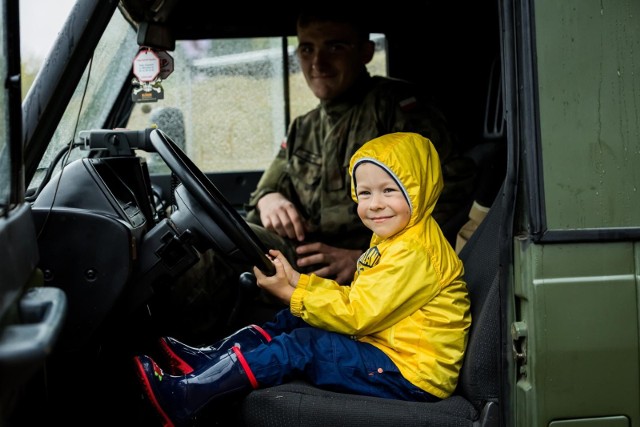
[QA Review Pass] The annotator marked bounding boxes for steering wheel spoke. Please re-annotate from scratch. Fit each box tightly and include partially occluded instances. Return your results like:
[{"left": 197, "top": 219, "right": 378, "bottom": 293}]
[{"left": 150, "top": 129, "right": 275, "bottom": 276}]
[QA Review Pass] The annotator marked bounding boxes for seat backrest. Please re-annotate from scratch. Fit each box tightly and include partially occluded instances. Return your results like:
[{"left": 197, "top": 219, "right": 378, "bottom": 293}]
[
  {"left": 454, "top": 183, "right": 503, "bottom": 411},
  {"left": 241, "top": 186, "right": 506, "bottom": 427}
]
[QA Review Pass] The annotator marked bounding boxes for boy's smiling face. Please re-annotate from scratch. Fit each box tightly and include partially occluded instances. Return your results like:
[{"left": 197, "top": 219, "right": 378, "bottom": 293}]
[{"left": 354, "top": 162, "right": 411, "bottom": 239}]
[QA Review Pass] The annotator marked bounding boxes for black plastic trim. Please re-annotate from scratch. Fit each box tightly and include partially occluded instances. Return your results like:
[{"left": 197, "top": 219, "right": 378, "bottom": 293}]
[{"left": 537, "top": 227, "right": 640, "bottom": 244}]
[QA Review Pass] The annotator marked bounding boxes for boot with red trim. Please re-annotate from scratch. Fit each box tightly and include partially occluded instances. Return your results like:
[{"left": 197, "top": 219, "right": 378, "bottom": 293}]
[
  {"left": 158, "top": 324, "right": 271, "bottom": 375},
  {"left": 133, "top": 346, "right": 258, "bottom": 427}
]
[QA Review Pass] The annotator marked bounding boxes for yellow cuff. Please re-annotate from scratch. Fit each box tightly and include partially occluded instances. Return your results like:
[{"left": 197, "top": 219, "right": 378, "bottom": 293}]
[{"left": 290, "top": 274, "right": 310, "bottom": 316}]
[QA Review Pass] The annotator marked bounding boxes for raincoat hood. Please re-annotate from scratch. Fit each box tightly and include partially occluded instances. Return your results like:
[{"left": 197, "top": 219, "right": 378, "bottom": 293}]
[{"left": 349, "top": 132, "right": 443, "bottom": 233}]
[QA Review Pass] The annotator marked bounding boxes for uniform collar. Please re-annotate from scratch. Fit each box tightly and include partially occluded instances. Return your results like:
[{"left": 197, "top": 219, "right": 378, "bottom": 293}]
[{"left": 320, "top": 71, "right": 373, "bottom": 117}]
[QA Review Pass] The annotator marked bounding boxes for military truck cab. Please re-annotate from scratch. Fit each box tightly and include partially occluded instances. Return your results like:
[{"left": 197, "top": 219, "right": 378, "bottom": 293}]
[{"left": 0, "top": 0, "right": 638, "bottom": 426}]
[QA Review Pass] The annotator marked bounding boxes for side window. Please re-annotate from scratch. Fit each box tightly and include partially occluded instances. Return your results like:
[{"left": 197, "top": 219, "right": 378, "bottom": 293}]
[
  {"left": 534, "top": 1, "right": 640, "bottom": 230},
  {"left": 126, "top": 34, "right": 387, "bottom": 174}
]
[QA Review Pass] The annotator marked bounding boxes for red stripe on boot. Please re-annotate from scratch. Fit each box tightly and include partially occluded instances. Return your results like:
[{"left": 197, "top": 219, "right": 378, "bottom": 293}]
[
  {"left": 232, "top": 346, "right": 259, "bottom": 389},
  {"left": 251, "top": 324, "right": 272, "bottom": 342},
  {"left": 158, "top": 338, "right": 195, "bottom": 375}
]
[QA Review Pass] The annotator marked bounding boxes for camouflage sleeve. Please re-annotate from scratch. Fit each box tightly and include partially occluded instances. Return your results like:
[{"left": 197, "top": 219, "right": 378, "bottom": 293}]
[
  {"left": 395, "top": 91, "right": 477, "bottom": 225},
  {"left": 402, "top": 98, "right": 455, "bottom": 161},
  {"left": 379, "top": 80, "right": 455, "bottom": 162}
]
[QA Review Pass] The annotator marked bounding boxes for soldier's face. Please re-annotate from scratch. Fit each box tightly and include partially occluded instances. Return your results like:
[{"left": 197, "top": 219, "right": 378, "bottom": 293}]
[{"left": 296, "top": 21, "right": 373, "bottom": 101}]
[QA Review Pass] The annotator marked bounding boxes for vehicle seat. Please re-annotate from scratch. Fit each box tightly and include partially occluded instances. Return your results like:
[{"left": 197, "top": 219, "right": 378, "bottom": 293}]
[{"left": 240, "top": 183, "right": 504, "bottom": 427}]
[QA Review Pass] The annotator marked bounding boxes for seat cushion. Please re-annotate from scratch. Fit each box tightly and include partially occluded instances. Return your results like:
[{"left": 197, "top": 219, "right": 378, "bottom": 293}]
[{"left": 242, "top": 380, "right": 478, "bottom": 427}]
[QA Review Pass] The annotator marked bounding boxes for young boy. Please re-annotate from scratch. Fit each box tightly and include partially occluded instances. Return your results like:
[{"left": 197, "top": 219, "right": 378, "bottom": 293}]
[{"left": 133, "top": 132, "right": 471, "bottom": 427}]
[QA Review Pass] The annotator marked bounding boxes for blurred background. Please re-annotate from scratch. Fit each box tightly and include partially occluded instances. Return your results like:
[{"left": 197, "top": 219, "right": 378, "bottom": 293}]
[{"left": 20, "top": 0, "right": 75, "bottom": 97}]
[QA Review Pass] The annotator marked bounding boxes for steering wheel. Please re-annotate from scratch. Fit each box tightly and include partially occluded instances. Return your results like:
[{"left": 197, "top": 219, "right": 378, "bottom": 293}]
[{"left": 149, "top": 128, "right": 275, "bottom": 276}]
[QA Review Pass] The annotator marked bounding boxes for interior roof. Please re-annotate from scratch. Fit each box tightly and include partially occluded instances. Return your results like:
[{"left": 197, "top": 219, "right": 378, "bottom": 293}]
[{"left": 118, "top": 1, "right": 427, "bottom": 40}]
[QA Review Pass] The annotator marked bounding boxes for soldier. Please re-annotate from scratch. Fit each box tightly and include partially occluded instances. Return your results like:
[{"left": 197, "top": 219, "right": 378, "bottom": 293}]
[{"left": 244, "top": 8, "right": 474, "bottom": 284}]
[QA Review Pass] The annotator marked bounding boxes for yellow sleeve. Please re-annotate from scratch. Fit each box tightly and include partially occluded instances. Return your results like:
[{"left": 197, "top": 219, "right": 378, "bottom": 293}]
[{"left": 294, "top": 241, "right": 442, "bottom": 336}]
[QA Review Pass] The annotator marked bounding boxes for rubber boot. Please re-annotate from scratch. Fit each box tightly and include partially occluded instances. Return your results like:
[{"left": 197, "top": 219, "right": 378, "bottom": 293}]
[
  {"left": 158, "top": 324, "right": 271, "bottom": 374},
  {"left": 134, "top": 346, "right": 258, "bottom": 427}
]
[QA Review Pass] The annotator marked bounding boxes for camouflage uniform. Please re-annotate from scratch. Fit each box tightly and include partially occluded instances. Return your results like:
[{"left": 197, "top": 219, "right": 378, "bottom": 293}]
[{"left": 245, "top": 72, "right": 475, "bottom": 250}]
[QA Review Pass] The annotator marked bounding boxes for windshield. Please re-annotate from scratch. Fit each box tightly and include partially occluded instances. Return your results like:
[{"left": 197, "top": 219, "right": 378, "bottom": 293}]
[
  {"left": 28, "top": 4, "right": 387, "bottom": 191},
  {"left": 28, "top": 9, "right": 138, "bottom": 192}
]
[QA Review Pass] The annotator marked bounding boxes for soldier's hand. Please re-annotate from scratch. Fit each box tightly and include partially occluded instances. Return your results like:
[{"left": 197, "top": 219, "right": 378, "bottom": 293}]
[
  {"left": 295, "top": 243, "right": 361, "bottom": 285},
  {"left": 256, "top": 192, "right": 306, "bottom": 241}
]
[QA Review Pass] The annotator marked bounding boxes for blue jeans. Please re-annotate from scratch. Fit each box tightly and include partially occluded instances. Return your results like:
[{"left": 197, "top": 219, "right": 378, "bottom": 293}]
[{"left": 242, "top": 309, "right": 439, "bottom": 402}]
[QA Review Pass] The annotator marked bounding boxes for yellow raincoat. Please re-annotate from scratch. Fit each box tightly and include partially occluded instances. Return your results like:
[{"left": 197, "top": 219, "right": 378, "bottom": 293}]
[{"left": 290, "top": 132, "right": 471, "bottom": 399}]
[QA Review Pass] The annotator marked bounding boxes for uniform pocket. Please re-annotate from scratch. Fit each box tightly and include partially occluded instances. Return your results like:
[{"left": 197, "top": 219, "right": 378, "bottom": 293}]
[{"left": 288, "top": 148, "right": 322, "bottom": 187}]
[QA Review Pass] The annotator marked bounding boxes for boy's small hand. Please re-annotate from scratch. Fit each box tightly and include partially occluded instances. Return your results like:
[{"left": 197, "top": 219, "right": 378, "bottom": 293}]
[{"left": 253, "top": 249, "right": 301, "bottom": 304}]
